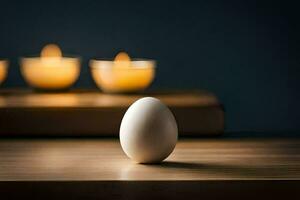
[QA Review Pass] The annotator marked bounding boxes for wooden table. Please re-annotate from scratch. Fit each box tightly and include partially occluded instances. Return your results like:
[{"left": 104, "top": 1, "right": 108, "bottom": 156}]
[{"left": 0, "top": 137, "right": 299, "bottom": 199}]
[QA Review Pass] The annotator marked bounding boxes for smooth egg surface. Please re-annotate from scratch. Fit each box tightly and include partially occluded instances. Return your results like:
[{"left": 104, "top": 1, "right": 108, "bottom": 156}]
[{"left": 120, "top": 97, "right": 178, "bottom": 164}]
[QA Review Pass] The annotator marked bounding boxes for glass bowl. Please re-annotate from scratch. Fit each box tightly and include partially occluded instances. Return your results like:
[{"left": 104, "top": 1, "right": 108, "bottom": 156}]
[
  {"left": 0, "top": 60, "right": 8, "bottom": 85},
  {"left": 20, "top": 56, "right": 80, "bottom": 91},
  {"left": 90, "top": 59, "right": 156, "bottom": 93}
]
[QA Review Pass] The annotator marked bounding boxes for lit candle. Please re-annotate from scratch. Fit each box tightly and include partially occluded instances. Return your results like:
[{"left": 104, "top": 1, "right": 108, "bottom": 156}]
[
  {"left": 0, "top": 60, "right": 8, "bottom": 85},
  {"left": 20, "top": 44, "right": 80, "bottom": 91},
  {"left": 90, "top": 52, "right": 155, "bottom": 93}
]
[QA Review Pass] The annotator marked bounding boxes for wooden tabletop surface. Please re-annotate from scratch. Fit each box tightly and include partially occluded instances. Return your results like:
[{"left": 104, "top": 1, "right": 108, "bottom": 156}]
[
  {"left": 0, "top": 89, "right": 220, "bottom": 108},
  {"left": 0, "top": 137, "right": 299, "bottom": 181}
]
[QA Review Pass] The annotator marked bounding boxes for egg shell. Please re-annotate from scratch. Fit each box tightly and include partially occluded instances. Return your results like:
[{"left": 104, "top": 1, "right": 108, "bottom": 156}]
[{"left": 120, "top": 97, "right": 178, "bottom": 164}]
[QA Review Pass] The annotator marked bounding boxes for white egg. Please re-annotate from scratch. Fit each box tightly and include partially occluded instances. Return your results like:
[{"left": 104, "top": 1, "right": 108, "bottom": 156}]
[{"left": 120, "top": 97, "right": 178, "bottom": 164}]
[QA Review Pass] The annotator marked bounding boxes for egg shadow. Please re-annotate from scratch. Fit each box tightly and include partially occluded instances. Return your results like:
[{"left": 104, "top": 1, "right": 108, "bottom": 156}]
[
  {"left": 160, "top": 161, "right": 204, "bottom": 168},
  {"left": 156, "top": 161, "right": 282, "bottom": 178}
]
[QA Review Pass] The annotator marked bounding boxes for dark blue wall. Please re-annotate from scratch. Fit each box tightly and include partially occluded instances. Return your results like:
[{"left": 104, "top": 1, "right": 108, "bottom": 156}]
[{"left": 0, "top": 0, "right": 297, "bottom": 132}]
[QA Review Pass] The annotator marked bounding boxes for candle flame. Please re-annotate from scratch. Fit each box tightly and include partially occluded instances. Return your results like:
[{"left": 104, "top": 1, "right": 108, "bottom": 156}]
[
  {"left": 41, "top": 44, "right": 62, "bottom": 58},
  {"left": 114, "top": 52, "right": 131, "bottom": 68},
  {"left": 114, "top": 52, "right": 131, "bottom": 62}
]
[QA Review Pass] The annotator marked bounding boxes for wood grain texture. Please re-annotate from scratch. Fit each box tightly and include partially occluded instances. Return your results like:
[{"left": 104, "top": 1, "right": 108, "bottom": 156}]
[
  {"left": 0, "top": 138, "right": 299, "bottom": 181},
  {"left": 0, "top": 89, "right": 224, "bottom": 136}
]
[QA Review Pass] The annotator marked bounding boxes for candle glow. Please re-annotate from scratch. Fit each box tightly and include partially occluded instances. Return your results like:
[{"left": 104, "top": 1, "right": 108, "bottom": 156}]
[
  {"left": 20, "top": 44, "right": 80, "bottom": 90},
  {"left": 90, "top": 52, "right": 155, "bottom": 93},
  {"left": 0, "top": 60, "right": 8, "bottom": 85}
]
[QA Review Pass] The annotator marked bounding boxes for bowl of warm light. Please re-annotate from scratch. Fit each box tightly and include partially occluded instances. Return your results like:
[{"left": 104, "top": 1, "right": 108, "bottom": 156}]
[
  {"left": 0, "top": 60, "right": 8, "bottom": 85},
  {"left": 20, "top": 44, "right": 81, "bottom": 91},
  {"left": 90, "top": 52, "right": 156, "bottom": 93}
]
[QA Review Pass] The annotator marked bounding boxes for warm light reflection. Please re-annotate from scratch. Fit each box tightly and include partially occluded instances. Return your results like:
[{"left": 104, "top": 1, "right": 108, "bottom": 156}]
[{"left": 22, "top": 94, "right": 80, "bottom": 107}]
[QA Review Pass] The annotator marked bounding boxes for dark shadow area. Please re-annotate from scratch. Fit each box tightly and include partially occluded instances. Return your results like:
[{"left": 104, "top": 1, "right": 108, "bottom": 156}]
[{"left": 158, "top": 161, "right": 296, "bottom": 178}]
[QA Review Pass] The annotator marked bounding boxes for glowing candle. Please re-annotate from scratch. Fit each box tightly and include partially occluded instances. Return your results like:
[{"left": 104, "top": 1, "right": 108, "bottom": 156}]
[
  {"left": 0, "top": 60, "right": 8, "bottom": 85},
  {"left": 90, "top": 52, "right": 155, "bottom": 93},
  {"left": 20, "top": 44, "right": 80, "bottom": 91}
]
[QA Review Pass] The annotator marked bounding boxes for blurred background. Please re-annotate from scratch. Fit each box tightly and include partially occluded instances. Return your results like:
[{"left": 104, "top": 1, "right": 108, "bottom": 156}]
[{"left": 0, "top": 0, "right": 296, "bottom": 133}]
